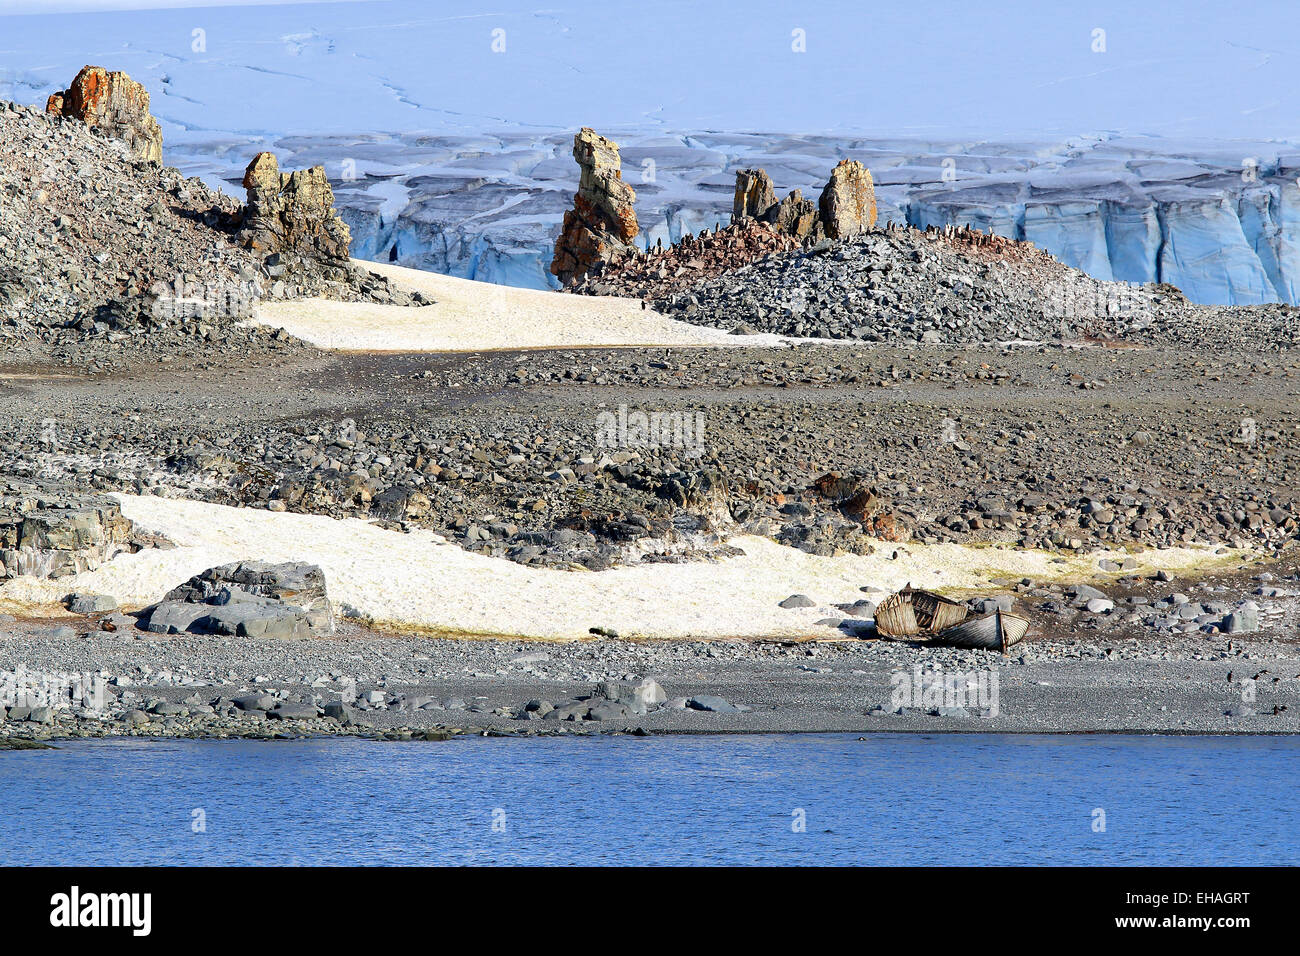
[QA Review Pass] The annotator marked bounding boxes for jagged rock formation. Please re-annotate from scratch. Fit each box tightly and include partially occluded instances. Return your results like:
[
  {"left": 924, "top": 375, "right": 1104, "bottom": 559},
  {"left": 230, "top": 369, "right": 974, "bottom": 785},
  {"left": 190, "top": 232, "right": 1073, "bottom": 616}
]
[
  {"left": 733, "top": 169, "right": 777, "bottom": 221},
  {"left": 239, "top": 152, "right": 352, "bottom": 275},
  {"left": 766, "top": 189, "right": 823, "bottom": 241},
  {"left": 730, "top": 168, "right": 833, "bottom": 242},
  {"left": 0, "top": 494, "right": 134, "bottom": 580},
  {"left": 550, "top": 128, "right": 639, "bottom": 286},
  {"left": 45, "top": 66, "right": 163, "bottom": 164},
  {"left": 819, "top": 159, "right": 876, "bottom": 239}
]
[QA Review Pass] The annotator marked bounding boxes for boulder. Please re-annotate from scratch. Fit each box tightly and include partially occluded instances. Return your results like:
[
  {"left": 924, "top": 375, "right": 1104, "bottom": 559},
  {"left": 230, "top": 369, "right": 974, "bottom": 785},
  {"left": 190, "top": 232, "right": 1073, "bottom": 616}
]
[
  {"left": 268, "top": 701, "right": 322, "bottom": 720},
  {"left": 1223, "top": 602, "right": 1260, "bottom": 634},
  {"left": 233, "top": 694, "right": 276, "bottom": 711},
  {"left": 586, "top": 700, "right": 631, "bottom": 721},
  {"left": 818, "top": 159, "right": 877, "bottom": 239},
  {"left": 593, "top": 678, "right": 667, "bottom": 715},
  {"left": 46, "top": 65, "right": 163, "bottom": 163},
  {"left": 65, "top": 592, "right": 117, "bottom": 614},
  {"left": 763, "top": 189, "right": 822, "bottom": 241},
  {"left": 139, "top": 601, "right": 210, "bottom": 635},
  {"left": 238, "top": 151, "right": 352, "bottom": 271},
  {"left": 0, "top": 495, "right": 133, "bottom": 580},
  {"left": 138, "top": 560, "right": 332, "bottom": 640},
  {"left": 550, "top": 128, "right": 639, "bottom": 285},
  {"left": 191, "top": 592, "right": 314, "bottom": 640},
  {"left": 732, "top": 168, "right": 777, "bottom": 221},
  {"left": 164, "top": 560, "right": 333, "bottom": 635},
  {"left": 322, "top": 701, "right": 353, "bottom": 725}
]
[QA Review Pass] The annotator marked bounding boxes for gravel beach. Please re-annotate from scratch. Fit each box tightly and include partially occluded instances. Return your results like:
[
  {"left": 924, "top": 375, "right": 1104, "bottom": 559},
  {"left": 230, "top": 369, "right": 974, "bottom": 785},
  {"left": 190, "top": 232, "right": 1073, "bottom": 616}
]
[
  {"left": 6, "top": 90, "right": 1300, "bottom": 743},
  {"left": 3, "top": 332, "right": 1299, "bottom": 742}
]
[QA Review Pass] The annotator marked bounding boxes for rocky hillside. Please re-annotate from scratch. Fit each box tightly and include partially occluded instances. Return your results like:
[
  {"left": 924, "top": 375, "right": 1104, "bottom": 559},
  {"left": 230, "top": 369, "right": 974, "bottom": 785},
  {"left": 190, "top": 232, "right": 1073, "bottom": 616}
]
[
  {"left": 0, "top": 92, "right": 422, "bottom": 348},
  {"left": 646, "top": 222, "right": 1300, "bottom": 352}
]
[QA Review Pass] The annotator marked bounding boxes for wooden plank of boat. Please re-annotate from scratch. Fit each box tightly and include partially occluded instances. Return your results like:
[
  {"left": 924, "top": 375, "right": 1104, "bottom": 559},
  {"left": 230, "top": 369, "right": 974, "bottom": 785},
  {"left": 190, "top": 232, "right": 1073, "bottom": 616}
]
[
  {"left": 937, "top": 608, "right": 1030, "bottom": 652},
  {"left": 873, "top": 589, "right": 920, "bottom": 637},
  {"left": 875, "top": 584, "right": 968, "bottom": 638},
  {"left": 911, "top": 589, "right": 969, "bottom": 632}
]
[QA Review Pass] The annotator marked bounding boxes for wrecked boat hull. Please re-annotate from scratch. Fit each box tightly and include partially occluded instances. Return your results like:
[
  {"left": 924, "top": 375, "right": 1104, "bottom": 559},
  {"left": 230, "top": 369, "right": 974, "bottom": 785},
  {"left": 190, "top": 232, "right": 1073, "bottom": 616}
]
[
  {"left": 938, "top": 609, "right": 1030, "bottom": 652},
  {"left": 875, "top": 585, "right": 968, "bottom": 638}
]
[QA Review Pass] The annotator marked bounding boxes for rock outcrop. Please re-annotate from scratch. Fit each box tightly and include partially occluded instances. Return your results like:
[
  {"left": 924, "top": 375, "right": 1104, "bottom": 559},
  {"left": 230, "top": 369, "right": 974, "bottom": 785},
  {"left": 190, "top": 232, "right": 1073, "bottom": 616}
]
[
  {"left": 550, "top": 128, "right": 639, "bottom": 286},
  {"left": 730, "top": 161, "right": 876, "bottom": 243},
  {"left": 0, "top": 494, "right": 134, "bottom": 580},
  {"left": 45, "top": 66, "right": 163, "bottom": 164},
  {"left": 239, "top": 151, "right": 352, "bottom": 274},
  {"left": 164, "top": 560, "right": 333, "bottom": 634},
  {"left": 733, "top": 168, "right": 778, "bottom": 221},
  {"left": 819, "top": 159, "right": 877, "bottom": 239},
  {"left": 140, "top": 560, "right": 334, "bottom": 639},
  {"left": 766, "top": 189, "right": 823, "bottom": 242}
]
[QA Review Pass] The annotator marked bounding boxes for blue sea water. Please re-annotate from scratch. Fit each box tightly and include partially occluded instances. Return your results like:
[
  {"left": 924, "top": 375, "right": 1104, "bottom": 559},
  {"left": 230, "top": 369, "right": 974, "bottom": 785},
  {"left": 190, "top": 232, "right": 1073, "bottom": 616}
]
[{"left": 1, "top": 734, "right": 1296, "bottom": 866}]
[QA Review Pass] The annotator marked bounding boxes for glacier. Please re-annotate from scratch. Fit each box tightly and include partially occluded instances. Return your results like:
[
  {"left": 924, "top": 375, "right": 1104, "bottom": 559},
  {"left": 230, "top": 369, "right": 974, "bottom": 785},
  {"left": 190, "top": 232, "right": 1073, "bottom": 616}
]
[{"left": 4, "top": 0, "right": 1300, "bottom": 303}]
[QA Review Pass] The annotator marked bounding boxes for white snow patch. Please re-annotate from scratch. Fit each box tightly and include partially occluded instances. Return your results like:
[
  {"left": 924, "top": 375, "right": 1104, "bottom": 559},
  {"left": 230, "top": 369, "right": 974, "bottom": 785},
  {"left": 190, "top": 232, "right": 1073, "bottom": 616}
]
[
  {"left": 0, "top": 494, "right": 1251, "bottom": 641},
  {"left": 250, "top": 259, "right": 808, "bottom": 352}
]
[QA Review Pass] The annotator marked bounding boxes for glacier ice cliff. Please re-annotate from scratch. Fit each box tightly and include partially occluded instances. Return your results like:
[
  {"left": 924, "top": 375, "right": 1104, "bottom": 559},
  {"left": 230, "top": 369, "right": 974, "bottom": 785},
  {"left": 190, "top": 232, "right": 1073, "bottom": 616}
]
[{"left": 200, "top": 132, "right": 1300, "bottom": 305}]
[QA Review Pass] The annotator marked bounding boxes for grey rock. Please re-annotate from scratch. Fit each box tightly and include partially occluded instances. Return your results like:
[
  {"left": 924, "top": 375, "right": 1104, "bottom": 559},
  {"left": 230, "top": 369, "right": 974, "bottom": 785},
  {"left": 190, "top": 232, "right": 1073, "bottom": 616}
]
[
  {"left": 1223, "top": 602, "right": 1260, "bottom": 634},
  {"left": 233, "top": 693, "right": 275, "bottom": 711},
  {"left": 164, "top": 560, "right": 333, "bottom": 636},
  {"left": 65, "top": 591, "right": 117, "bottom": 614},
  {"left": 268, "top": 701, "right": 322, "bottom": 720},
  {"left": 587, "top": 701, "right": 630, "bottom": 721},
  {"left": 322, "top": 701, "right": 352, "bottom": 725}
]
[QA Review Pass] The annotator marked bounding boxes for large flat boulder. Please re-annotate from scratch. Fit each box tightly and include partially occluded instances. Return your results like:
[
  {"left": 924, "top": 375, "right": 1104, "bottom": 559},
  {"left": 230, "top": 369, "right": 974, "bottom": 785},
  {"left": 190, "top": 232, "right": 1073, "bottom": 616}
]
[
  {"left": 138, "top": 560, "right": 334, "bottom": 639},
  {"left": 164, "top": 560, "right": 333, "bottom": 634}
]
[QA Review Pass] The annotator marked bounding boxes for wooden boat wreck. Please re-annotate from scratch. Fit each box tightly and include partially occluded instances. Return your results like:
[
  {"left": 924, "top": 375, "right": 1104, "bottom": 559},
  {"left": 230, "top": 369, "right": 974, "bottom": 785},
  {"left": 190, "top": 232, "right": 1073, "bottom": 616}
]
[
  {"left": 874, "top": 584, "right": 969, "bottom": 638},
  {"left": 873, "top": 584, "right": 1030, "bottom": 652},
  {"left": 937, "top": 608, "right": 1031, "bottom": 653}
]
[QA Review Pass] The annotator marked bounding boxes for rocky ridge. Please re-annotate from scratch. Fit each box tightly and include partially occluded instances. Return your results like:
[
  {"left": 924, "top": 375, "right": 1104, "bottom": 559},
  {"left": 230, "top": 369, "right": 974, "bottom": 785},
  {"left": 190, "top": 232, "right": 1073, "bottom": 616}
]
[
  {"left": 0, "top": 90, "right": 425, "bottom": 345},
  {"left": 649, "top": 223, "right": 1300, "bottom": 351}
]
